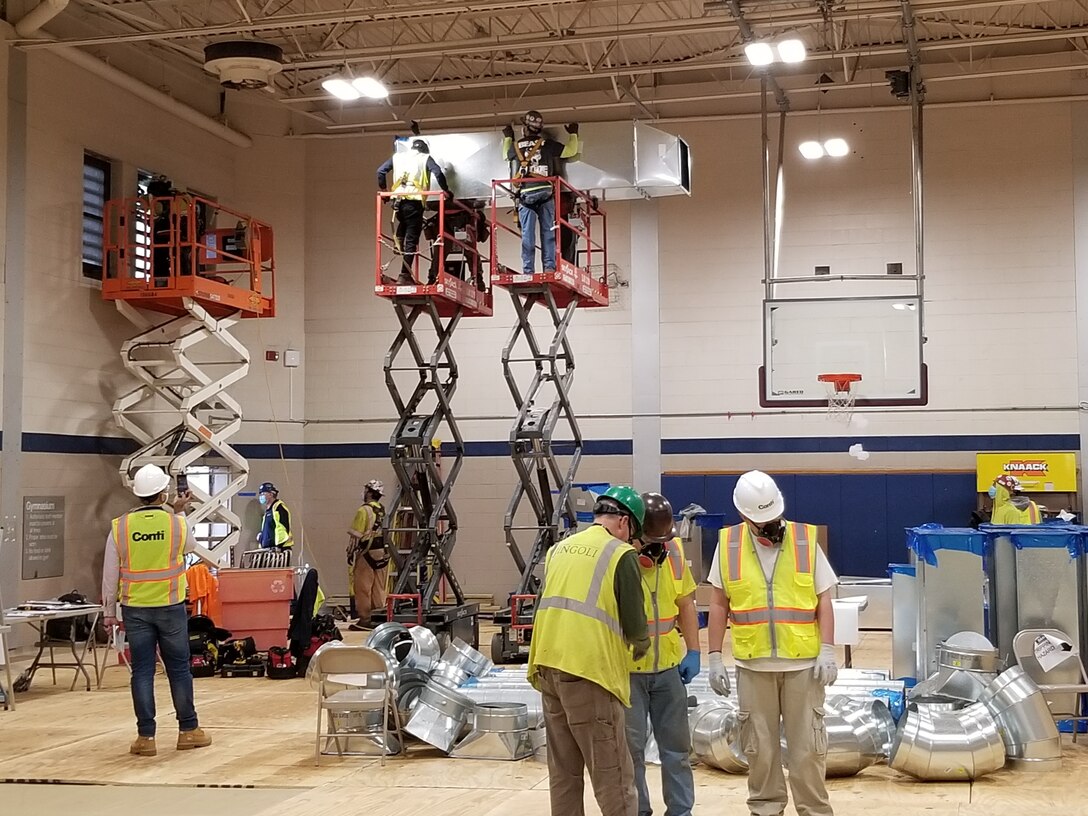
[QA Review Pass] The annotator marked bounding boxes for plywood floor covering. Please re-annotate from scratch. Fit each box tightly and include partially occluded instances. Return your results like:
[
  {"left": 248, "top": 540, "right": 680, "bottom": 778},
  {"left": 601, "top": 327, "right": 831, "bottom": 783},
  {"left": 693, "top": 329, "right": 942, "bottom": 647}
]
[{"left": 2, "top": 630, "right": 1088, "bottom": 815}]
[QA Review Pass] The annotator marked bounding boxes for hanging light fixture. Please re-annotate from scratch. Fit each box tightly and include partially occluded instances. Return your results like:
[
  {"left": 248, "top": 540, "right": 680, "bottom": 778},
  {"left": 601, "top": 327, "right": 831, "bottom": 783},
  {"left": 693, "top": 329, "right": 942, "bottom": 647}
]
[
  {"left": 352, "top": 76, "right": 390, "bottom": 99},
  {"left": 798, "top": 141, "right": 825, "bottom": 160},
  {"left": 824, "top": 138, "right": 850, "bottom": 157},
  {"left": 744, "top": 42, "right": 775, "bottom": 66},
  {"left": 776, "top": 38, "right": 807, "bottom": 63},
  {"left": 321, "top": 77, "right": 360, "bottom": 101}
]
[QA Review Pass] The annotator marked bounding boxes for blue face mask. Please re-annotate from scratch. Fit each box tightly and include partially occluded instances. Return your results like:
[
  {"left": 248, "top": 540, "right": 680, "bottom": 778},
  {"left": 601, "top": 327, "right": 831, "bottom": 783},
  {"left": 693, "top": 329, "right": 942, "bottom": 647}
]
[
  {"left": 259, "top": 494, "right": 268, "bottom": 506},
  {"left": 988, "top": 486, "right": 998, "bottom": 499}
]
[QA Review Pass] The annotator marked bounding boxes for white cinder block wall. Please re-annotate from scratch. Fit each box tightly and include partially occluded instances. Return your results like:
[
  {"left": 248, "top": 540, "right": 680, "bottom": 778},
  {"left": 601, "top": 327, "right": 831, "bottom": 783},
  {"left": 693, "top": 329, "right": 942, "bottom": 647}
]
[{"left": 2, "top": 44, "right": 1081, "bottom": 604}]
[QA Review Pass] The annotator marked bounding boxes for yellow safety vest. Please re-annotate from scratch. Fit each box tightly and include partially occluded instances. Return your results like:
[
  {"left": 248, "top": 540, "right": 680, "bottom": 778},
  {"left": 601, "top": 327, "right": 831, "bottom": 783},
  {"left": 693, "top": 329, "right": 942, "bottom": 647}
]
[
  {"left": 994, "top": 500, "right": 1041, "bottom": 525},
  {"left": 112, "top": 507, "right": 187, "bottom": 607},
  {"left": 719, "top": 521, "right": 820, "bottom": 661},
  {"left": 391, "top": 152, "right": 431, "bottom": 200},
  {"left": 271, "top": 499, "right": 293, "bottom": 548},
  {"left": 632, "top": 537, "right": 689, "bottom": 674},
  {"left": 528, "top": 524, "right": 635, "bottom": 706}
]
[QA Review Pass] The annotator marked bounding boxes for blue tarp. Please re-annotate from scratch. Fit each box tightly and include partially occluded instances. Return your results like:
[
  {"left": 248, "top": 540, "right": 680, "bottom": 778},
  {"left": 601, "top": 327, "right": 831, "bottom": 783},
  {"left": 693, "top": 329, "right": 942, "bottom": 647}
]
[
  {"left": 906, "top": 524, "right": 988, "bottom": 566},
  {"left": 980, "top": 523, "right": 1088, "bottom": 559},
  {"left": 887, "top": 563, "right": 916, "bottom": 578}
]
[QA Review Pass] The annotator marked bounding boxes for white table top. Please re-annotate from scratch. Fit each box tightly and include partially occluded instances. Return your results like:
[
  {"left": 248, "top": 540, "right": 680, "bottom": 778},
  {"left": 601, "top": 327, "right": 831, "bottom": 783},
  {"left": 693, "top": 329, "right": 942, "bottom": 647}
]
[{"left": 3, "top": 604, "right": 104, "bottom": 624}]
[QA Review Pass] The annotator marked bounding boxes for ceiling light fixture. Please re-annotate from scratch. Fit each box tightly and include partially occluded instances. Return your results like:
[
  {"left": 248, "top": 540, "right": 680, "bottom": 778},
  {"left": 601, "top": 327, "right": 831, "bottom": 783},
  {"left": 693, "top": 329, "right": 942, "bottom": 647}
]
[
  {"left": 798, "top": 141, "right": 825, "bottom": 160},
  {"left": 824, "top": 138, "right": 850, "bottom": 157},
  {"left": 352, "top": 76, "right": 389, "bottom": 99},
  {"left": 321, "top": 77, "right": 360, "bottom": 101},
  {"left": 776, "top": 38, "right": 807, "bottom": 63},
  {"left": 744, "top": 42, "right": 775, "bottom": 67}
]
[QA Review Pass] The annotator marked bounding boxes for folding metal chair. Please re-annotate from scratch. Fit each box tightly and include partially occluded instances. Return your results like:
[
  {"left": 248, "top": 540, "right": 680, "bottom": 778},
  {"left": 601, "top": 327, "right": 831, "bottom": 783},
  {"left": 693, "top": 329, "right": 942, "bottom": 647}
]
[{"left": 1013, "top": 628, "right": 1088, "bottom": 743}]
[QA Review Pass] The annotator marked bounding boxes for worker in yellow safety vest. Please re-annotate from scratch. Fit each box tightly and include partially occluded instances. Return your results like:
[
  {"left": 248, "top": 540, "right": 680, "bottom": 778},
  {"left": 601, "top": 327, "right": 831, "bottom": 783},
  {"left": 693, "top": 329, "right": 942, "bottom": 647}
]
[
  {"left": 626, "top": 492, "right": 700, "bottom": 816},
  {"left": 528, "top": 485, "right": 649, "bottom": 816},
  {"left": 347, "top": 479, "right": 389, "bottom": 628},
  {"left": 989, "top": 474, "right": 1042, "bottom": 524},
  {"left": 377, "top": 138, "right": 452, "bottom": 285},
  {"left": 101, "top": 464, "right": 215, "bottom": 757},
  {"left": 257, "top": 481, "right": 294, "bottom": 562},
  {"left": 707, "top": 471, "right": 839, "bottom": 816}
]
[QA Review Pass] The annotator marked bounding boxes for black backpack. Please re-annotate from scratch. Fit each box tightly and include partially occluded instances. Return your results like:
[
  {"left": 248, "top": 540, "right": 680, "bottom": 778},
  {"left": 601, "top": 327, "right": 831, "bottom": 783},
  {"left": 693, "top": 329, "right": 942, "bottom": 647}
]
[{"left": 45, "top": 591, "right": 94, "bottom": 642}]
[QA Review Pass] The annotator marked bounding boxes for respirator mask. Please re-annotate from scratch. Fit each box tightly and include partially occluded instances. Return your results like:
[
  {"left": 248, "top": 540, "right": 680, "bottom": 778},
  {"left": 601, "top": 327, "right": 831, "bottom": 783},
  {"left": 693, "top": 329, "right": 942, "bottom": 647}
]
[
  {"left": 750, "top": 518, "right": 785, "bottom": 547},
  {"left": 638, "top": 541, "right": 668, "bottom": 570}
]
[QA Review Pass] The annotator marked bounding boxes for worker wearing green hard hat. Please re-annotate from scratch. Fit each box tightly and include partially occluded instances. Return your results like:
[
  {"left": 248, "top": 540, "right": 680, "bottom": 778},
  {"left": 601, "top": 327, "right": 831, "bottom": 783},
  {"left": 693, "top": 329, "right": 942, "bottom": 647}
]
[{"left": 528, "top": 483, "right": 649, "bottom": 816}]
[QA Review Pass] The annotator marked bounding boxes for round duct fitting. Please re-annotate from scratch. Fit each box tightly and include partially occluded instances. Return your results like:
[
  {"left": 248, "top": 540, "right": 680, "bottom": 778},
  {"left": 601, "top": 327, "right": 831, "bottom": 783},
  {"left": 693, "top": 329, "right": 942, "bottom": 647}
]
[{"left": 203, "top": 40, "right": 284, "bottom": 89}]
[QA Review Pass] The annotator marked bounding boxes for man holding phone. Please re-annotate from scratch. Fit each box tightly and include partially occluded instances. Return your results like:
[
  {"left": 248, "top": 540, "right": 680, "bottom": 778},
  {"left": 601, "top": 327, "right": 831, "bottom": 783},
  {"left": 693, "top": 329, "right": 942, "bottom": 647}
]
[{"left": 102, "top": 464, "right": 215, "bottom": 757}]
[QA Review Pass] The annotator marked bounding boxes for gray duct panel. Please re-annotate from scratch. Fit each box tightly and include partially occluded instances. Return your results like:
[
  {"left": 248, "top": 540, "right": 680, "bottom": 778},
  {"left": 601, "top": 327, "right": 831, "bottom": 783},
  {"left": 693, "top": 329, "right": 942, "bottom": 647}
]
[{"left": 408, "top": 122, "right": 691, "bottom": 202}]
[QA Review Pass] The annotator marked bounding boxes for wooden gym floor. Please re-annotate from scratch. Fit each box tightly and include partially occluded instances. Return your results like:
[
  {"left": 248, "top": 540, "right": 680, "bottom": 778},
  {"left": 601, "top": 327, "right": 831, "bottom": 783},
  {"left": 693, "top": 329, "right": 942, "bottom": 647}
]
[{"left": 2, "top": 629, "right": 1088, "bottom": 815}]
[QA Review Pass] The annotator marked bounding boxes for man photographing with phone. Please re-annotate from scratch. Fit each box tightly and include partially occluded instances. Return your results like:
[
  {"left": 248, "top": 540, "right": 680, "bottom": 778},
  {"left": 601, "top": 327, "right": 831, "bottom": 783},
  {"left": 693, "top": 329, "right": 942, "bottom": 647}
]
[{"left": 102, "top": 464, "right": 216, "bottom": 757}]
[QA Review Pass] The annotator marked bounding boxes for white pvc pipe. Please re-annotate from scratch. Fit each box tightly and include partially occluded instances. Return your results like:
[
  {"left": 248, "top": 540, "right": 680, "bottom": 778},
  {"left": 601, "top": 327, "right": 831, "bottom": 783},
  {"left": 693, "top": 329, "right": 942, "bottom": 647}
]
[{"left": 10, "top": 3, "right": 253, "bottom": 148}]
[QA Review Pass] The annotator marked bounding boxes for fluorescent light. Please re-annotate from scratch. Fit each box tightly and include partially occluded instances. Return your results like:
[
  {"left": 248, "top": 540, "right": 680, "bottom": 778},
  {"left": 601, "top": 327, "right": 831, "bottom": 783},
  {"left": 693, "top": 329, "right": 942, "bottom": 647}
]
[
  {"left": 744, "top": 42, "right": 775, "bottom": 67},
  {"left": 776, "top": 39, "right": 806, "bottom": 63},
  {"left": 352, "top": 76, "right": 389, "bottom": 99},
  {"left": 824, "top": 138, "right": 850, "bottom": 157},
  {"left": 322, "top": 77, "right": 359, "bottom": 101},
  {"left": 798, "top": 141, "right": 825, "bottom": 160},
  {"left": 892, "top": 302, "right": 917, "bottom": 311}
]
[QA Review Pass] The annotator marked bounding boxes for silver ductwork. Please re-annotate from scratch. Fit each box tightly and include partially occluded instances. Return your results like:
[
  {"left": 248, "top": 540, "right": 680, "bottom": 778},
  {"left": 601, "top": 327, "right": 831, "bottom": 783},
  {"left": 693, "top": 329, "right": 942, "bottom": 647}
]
[
  {"left": 405, "top": 682, "right": 475, "bottom": 753},
  {"left": 819, "top": 697, "right": 898, "bottom": 778},
  {"left": 408, "top": 121, "right": 692, "bottom": 202},
  {"left": 979, "top": 666, "right": 1063, "bottom": 772},
  {"left": 689, "top": 701, "right": 749, "bottom": 774},
  {"left": 441, "top": 638, "right": 494, "bottom": 678},
  {"left": 451, "top": 702, "right": 534, "bottom": 760},
  {"left": 890, "top": 702, "right": 1006, "bottom": 780}
]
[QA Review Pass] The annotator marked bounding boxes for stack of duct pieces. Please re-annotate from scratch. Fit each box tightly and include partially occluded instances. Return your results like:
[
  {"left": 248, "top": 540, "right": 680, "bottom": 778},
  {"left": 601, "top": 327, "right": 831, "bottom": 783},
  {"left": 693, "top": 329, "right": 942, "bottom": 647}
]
[
  {"left": 365, "top": 624, "right": 531, "bottom": 760},
  {"left": 891, "top": 631, "right": 1063, "bottom": 780}
]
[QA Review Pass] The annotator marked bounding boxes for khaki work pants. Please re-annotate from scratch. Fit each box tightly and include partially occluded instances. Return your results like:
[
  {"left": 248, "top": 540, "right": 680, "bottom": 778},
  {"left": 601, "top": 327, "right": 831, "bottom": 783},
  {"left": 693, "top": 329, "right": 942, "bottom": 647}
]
[
  {"left": 352, "top": 557, "right": 387, "bottom": 623},
  {"left": 538, "top": 667, "right": 638, "bottom": 816},
  {"left": 736, "top": 666, "right": 833, "bottom": 816}
]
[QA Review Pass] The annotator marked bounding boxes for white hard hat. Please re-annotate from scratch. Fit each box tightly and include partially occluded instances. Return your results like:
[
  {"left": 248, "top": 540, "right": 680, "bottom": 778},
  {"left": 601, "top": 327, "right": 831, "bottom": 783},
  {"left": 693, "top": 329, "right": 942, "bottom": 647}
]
[
  {"left": 132, "top": 464, "right": 171, "bottom": 499},
  {"left": 365, "top": 479, "right": 385, "bottom": 497},
  {"left": 733, "top": 470, "right": 785, "bottom": 524}
]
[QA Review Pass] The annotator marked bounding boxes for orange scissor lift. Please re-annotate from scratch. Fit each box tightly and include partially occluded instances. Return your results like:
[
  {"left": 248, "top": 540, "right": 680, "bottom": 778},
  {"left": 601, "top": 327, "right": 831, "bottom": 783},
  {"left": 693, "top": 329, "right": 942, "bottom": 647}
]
[
  {"left": 372, "top": 192, "right": 493, "bottom": 647},
  {"left": 488, "top": 177, "right": 609, "bottom": 663},
  {"left": 102, "top": 193, "right": 275, "bottom": 564}
]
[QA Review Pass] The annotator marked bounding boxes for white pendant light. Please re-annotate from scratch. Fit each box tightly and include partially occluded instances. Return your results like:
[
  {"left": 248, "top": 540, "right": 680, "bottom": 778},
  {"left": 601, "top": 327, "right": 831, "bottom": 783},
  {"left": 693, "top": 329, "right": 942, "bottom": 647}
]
[
  {"left": 352, "top": 76, "right": 390, "bottom": 99},
  {"left": 824, "top": 138, "right": 850, "bottom": 157},
  {"left": 776, "top": 39, "right": 807, "bottom": 64},
  {"left": 798, "top": 141, "right": 825, "bottom": 160},
  {"left": 321, "top": 77, "right": 360, "bottom": 101},
  {"left": 744, "top": 42, "right": 775, "bottom": 67}
]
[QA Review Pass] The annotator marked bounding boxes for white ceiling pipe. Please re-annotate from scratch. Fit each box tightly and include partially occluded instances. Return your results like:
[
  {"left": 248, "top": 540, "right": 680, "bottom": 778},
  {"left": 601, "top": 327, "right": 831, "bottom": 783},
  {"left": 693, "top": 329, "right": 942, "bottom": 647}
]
[{"left": 9, "top": 5, "right": 253, "bottom": 148}]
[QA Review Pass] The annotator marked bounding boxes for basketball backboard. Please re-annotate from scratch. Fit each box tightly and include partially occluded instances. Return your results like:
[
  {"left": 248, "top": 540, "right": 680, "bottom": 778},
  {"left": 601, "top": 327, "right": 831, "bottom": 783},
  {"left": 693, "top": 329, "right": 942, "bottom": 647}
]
[{"left": 759, "top": 296, "right": 927, "bottom": 407}]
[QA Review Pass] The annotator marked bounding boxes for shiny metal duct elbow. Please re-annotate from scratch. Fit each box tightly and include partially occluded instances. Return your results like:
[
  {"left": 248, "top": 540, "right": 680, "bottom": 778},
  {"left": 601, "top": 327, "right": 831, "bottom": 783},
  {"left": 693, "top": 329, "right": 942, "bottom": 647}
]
[
  {"left": 890, "top": 702, "right": 1006, "bottom": 781},
  {"left": 979, "top": 665, "right": 1063, "bottom": 772}
]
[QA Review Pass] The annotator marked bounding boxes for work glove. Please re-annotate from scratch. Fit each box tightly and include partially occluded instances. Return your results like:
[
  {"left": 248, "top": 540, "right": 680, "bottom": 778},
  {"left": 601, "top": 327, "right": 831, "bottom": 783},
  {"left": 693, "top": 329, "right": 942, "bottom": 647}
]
[
  {"left": 502, "top": 124, "right": 515, "bottom": 139},
  {"left": 814, "top": 643, "right": 839, "bottom": 686},
  {"left": 708, "top": 652, "right": 731, "bottom": 696},
  {"left": 631, "top": 636, "right": 651, "bottom": 662},
  {"left": 678, "top": 650, "right": 701, "bottom": 685},
  {"left": 565, "top": 122, "right": 579, "bottom": 134}
]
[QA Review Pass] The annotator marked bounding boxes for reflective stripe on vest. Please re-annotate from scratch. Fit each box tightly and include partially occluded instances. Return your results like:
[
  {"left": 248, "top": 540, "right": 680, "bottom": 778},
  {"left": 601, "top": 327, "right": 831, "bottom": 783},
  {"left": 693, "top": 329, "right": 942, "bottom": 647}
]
[
  {"left": 1027, "top": 502, "right": 1040, "bottom": 524},
  {"left": 719, "top": 521, "right": 820, "bottom": 660},
  {"left": 113, "top": 509, "right": 186, "bottom": 607},
  {"left": 537, "top": 537, "right": 626, "bottom": 639}
]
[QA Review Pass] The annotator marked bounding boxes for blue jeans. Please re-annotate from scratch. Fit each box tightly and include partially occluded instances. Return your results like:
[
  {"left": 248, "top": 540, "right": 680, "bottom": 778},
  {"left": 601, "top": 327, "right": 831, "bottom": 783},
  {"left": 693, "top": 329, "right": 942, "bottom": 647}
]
[
  {"left": 517, "top": 197, "right": 556, "bottom": 273},
  {"left": 122, "top": 603, "right": 199, "bottom": 738},
  {"left": 625, "top": 668, "right": 695, "bottom": 816}
]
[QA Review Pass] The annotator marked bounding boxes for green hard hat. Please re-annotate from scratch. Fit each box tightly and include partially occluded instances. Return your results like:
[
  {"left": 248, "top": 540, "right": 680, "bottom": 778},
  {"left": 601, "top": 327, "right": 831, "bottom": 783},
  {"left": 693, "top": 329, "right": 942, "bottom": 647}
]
[{"left": 597, "top": 485, "right": 646, "bottom": 536}]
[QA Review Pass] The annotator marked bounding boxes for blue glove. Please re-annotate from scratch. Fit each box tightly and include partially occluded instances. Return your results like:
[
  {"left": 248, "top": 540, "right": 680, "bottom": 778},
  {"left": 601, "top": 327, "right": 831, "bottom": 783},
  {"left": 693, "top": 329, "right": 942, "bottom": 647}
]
[{"left": 678, "top": 650, "right": 701, "bottom": 685}]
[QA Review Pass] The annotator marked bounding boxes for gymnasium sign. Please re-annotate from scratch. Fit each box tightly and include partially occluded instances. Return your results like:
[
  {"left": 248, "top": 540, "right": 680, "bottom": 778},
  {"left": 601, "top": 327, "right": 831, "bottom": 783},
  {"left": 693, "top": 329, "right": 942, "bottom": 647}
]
[{"left": 975, "top": 452, "right": 1077, "bottom": 493}]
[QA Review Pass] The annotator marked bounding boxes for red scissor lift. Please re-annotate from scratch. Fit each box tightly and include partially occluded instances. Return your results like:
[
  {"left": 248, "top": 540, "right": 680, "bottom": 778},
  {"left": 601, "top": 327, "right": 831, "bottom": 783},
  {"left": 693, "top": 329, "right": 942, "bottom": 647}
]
[
  {"left": 102, "top": 193, "right": 276, "bottom": 564},
  {"left": 372, "top": 192, "right": 493, "bottom": 646},
  {"left": 488, "top": 177, "right": 609, "bottom": 663}
]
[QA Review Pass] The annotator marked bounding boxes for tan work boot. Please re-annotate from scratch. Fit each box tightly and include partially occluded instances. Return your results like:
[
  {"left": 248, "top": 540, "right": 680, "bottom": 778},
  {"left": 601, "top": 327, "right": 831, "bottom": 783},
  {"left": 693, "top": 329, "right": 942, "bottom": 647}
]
[
  {"left": 130, "top": 736, "right": 157, "bottom": 757},
  {"left": 177, "top": 728, "right": 212, "bottom": 750}
]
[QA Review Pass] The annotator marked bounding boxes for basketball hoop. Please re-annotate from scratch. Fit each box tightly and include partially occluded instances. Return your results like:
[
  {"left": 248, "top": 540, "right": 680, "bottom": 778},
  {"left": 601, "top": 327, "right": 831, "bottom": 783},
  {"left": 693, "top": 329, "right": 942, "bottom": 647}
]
[{"left": 818, "top": 373, "right": 862, "bottom": 422}]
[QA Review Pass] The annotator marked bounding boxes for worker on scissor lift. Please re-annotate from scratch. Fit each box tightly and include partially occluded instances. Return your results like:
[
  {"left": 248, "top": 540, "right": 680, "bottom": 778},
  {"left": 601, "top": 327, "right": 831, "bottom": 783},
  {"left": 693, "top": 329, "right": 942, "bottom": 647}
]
[
  {"left": 502, "top": 111, "right": 581, "bottom": 276},
  {"left": 256, "top": 481, "right": 294, "bottom": 563},
  {"left": 347, "top": 479, "right": 390, "bottom": 628},
  {"left": 626, "top": 492, "right": 701, "bottom": 816},
  {"left": 377, "top": 139, "right": 453, "bottom": 286},
  {"left": 528, "top": 485, "right": 649, "bottom": 816},
  {"left": 423, "top": 199, "right": 491, "bottom": 291}
]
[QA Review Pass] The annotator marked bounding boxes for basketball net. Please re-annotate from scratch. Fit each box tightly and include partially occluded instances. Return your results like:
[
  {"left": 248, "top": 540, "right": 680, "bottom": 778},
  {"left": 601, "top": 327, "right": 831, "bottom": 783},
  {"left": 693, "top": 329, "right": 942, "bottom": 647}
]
[{"left": 818, "top": 374, "right": 861, "bottom": 424}]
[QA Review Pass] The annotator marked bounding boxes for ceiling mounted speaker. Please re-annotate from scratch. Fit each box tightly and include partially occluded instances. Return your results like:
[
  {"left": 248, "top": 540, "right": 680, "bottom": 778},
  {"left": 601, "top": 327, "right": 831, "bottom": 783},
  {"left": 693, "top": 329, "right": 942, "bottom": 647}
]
[{"left": 203, "top": 40, "right": 284, "bottom": 90}]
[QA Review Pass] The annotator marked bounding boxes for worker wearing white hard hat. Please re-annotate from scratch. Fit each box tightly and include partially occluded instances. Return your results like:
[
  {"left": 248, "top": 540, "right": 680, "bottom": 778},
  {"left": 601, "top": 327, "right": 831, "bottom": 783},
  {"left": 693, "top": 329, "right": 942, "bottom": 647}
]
[
  {"left": 706, "top": 470, "right": 839, "bottom": 816},
  {"left": 347, "top": 479, "right": 390, "bottom": 628},
  {"left": 101, "top": 464, "right": 216, "bottom": 757}
]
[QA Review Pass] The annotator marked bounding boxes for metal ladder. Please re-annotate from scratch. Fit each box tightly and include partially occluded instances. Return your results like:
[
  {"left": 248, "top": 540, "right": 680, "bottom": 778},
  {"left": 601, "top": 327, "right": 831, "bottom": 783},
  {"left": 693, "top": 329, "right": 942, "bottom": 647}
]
[
  {"left": 112, "top": 296, "right": 248, "bottom": 564},
  {"left": 376, "top": 296, "right": 479, "bottom": 647},
  {"left": 490, "top": 287, "right": 583, "bottom": 663}
]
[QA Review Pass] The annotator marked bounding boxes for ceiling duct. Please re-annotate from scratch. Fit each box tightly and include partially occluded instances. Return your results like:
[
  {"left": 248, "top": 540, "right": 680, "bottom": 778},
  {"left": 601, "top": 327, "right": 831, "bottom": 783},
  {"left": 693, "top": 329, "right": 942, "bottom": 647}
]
[{"left": 203, "top": 40, "right": 284, "bottom": 89}]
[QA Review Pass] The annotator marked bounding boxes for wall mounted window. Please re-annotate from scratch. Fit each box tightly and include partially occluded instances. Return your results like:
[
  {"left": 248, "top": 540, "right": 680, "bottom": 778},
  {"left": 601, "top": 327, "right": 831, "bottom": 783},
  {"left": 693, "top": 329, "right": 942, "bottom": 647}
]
[{"left": 81, "top": 151, "right": 112, "bottom": 280}]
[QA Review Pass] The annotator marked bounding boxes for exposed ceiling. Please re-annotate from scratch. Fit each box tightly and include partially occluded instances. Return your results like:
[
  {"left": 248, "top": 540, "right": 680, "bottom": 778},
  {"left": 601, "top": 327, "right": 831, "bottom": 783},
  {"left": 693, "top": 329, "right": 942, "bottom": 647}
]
[{"left": 11, "top": 0, "right": 1088, "bottom": 133}]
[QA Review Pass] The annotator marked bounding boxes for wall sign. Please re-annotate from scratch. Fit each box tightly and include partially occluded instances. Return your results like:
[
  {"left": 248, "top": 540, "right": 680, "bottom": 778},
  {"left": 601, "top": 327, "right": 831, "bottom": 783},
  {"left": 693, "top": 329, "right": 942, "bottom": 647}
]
[
  {"left": 975, "top": 453, "right": 1077, "bottom": 493},
  {"left": 22, "top": 496, "right": 65, "bottom": 580}
]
